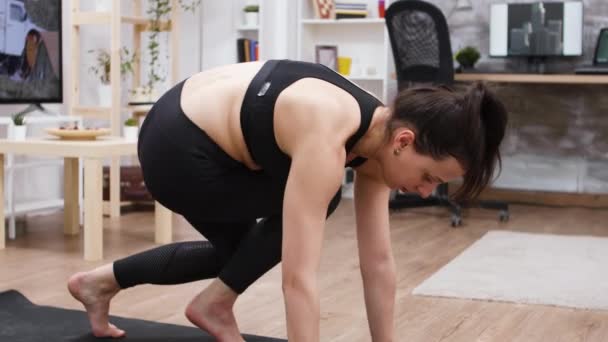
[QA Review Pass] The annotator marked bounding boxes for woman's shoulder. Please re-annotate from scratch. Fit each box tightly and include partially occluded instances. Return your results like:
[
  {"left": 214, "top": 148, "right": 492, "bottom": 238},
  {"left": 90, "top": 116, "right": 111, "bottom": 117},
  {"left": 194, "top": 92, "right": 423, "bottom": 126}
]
[
  {"left": 280, "top": 78, "right": 360, "bottom": 126},
  {"left": 274, "top": 81, "right": 361, "bottom": 157}
]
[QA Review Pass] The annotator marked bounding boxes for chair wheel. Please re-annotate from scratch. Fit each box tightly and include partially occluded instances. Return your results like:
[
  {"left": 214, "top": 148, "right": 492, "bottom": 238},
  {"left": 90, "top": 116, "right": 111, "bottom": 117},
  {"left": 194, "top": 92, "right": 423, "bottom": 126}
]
[
  {"left": 499, "top": 210, "right": 509, "bottom": 222},
  {"left": 451, "top": 215, "right": 462, "bottom": 227}
]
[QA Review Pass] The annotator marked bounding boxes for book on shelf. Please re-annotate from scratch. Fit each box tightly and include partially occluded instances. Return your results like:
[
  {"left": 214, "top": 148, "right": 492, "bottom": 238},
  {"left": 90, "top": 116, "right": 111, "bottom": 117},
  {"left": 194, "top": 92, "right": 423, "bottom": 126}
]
[
  {"left": 335, "top": 1, "right": 368, "bottom": 19},
  {"left": 336, "top": 9, "right": 368, "bottom": 19},
  {"left": 236, "top": 38, "right": 259, "bottom": 63},
  {"left": 335, "top": 2, "right": 367, "bottom": 10}
]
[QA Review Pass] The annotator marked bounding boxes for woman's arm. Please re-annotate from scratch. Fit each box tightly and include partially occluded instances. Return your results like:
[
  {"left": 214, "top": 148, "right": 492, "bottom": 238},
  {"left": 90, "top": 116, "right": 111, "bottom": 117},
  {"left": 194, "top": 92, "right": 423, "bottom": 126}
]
[
  {"left": 282, "top": 138, "right": 345, "bottom": 342},
  {"left": 353, "top": 165, "right": 396, "bottom": 342}
]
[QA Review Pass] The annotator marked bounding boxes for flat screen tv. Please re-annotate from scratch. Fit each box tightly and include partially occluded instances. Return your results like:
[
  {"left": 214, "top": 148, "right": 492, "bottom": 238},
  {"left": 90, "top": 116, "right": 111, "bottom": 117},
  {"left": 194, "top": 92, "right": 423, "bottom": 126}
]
[
  {"left": 490, "top": 1, "right": 583, "bottom": 57},
  {"left": 0, "top": 0, "right": 62, "bottom": 104}
]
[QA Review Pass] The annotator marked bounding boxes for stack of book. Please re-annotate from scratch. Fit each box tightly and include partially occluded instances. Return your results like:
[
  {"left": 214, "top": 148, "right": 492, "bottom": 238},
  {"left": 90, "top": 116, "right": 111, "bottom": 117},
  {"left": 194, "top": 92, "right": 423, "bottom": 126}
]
[
  {"left": 236, "top": 38, "right": 259, "bottom": 63},
  {"left": 335, "top": 1, "right": 368, "bottom": 19}
]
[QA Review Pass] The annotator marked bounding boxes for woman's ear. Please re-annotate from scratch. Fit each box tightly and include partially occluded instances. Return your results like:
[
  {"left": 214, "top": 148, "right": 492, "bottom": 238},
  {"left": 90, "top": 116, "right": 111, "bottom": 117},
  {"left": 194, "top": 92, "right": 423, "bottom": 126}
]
[{"left": 394, "top": 128, "right": 415, "bottom": 149}]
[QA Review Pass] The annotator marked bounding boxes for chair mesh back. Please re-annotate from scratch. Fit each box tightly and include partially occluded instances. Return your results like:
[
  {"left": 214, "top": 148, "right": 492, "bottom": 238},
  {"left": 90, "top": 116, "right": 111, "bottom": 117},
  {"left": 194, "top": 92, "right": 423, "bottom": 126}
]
[
  {"left": 386, "top": 0, "right": 454, "bottom": 87},
  {"left": 390, "top": 10, "right": 439, "bottom": 69}
]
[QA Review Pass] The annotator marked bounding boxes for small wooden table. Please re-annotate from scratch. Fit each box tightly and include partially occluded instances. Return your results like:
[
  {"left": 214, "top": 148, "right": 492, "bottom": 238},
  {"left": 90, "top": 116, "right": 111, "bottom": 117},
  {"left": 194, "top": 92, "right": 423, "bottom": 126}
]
[{"left": 0, "top": 137, "right": 172, "bottom": 261}]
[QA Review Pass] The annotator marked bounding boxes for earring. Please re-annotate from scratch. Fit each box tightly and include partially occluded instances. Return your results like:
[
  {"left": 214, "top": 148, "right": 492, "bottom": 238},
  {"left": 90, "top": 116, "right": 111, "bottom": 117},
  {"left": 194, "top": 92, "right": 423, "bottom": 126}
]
[{"left": 393, "top": 148, "right": 401, "bottom": 156}]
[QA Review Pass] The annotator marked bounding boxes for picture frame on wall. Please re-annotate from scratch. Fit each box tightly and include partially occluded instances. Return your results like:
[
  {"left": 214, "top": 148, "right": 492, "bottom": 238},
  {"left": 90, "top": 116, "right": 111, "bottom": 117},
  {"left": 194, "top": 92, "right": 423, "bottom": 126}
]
[
  {"left": 315, "top": 45, "right": 338, "bottom": 70},
  {"left": 311, "top": 0, "right": 336, "bottom": 19}
]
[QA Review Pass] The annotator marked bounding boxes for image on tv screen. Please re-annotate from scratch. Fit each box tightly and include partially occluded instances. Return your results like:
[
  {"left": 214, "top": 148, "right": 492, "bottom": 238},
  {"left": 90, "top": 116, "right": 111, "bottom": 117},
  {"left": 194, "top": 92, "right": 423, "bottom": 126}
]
[
  {"left": 508, "top": 2, "right": 565, "bottom": 56},
  {"left": 0, "top": 0, "right": 62, "bottom": 103},
  {"left": 597, "top": 30, "right": 608, "bottom": 64}
]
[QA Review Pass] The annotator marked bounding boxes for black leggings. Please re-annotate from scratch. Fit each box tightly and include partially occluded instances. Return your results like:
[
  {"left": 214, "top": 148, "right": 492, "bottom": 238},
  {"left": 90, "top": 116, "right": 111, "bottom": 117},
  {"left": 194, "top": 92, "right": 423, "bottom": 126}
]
[{"left": 113, "top": 79, "right": 341, "bottom": 294}]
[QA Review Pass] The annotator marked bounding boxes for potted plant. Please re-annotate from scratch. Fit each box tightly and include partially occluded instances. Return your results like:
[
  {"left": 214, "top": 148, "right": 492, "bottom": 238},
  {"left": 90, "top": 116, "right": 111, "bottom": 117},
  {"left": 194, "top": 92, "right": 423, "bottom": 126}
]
[
  {"left": 144, "top": 1, "right": 201, "bottom": 98},
  {"left": 123, "top": 117, "right": 139, "bottom": 142},
  {"left": 454, "top": 46, "right": 481, "bottom": 72},
  {"left": 243, "top": 5, "right": 259, "bottom": 27},
  {"left": 10, "top": 111, "right": 28, "bottom": 140},
  {"left": 88, "top": 47, "right": 136, "bottom": 106}
]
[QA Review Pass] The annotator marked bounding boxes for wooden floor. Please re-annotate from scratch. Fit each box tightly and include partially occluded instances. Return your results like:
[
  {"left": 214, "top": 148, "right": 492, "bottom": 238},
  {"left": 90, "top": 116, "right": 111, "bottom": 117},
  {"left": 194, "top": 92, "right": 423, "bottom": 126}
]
[{"left": 2, "top": 200, "right": 608, "bottom": 341}]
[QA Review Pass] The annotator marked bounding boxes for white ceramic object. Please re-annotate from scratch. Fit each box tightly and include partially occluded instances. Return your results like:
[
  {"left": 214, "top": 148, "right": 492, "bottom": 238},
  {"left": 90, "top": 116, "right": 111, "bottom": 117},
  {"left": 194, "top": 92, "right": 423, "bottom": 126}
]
[
  {"left": 130, "top": 87, "right": 159, "bottom": 103},
  {"left": 10, "top": 125, "right": 27, "bottom": 141},
  {"left": 244, "top": 12, "right": 258, "bottom": 27},
  {"left": 98, "top": 84, "right": 112, "bottom": 107},
  {"left": 123, "top": 126, "right": 139, "bottom": 142}
]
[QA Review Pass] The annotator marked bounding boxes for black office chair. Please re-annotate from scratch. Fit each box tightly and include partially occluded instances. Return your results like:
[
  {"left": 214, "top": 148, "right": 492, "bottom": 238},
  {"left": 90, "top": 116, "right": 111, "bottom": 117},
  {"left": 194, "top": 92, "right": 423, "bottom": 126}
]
[{"left": 385, "top": 0, "right": 509, "bottom": 226}]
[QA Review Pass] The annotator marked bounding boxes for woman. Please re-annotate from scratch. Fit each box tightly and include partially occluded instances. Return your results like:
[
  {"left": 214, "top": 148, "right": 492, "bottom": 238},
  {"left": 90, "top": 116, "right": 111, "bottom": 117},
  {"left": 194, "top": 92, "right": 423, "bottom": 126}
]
[{"left": 68, "top": 59, "right": 507, "bottom": 342}]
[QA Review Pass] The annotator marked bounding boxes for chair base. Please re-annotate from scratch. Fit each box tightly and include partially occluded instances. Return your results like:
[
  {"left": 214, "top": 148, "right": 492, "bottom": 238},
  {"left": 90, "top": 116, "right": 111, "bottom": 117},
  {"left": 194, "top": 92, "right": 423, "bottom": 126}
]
[
  {"left": 389, "top": 192, "right": 464, "bottom": 227},
  {"left": 389, "top": 185, "right": 510, "bottom": 227},
  {"left": 474, "top": 199, "right": 510, "bottom": 223}
]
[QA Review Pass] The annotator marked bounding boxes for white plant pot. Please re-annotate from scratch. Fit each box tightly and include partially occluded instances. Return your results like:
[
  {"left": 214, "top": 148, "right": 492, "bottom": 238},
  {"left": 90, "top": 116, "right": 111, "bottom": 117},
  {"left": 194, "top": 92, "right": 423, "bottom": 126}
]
[
  {"left": 95, "top": 0, "right": 112, "bottom": 12},
  {"left": 123, "top": 126, "right": 139, "bottom": 142},
  {"left": 10, "top": 125, "right": 27, "bottom": 141},
  {"left": 130, "top": 87, "right": 159, "bottom": 103},
  {"left": 99, "top": 84, "right": 112, "bottom": 107},
  {"left": 244, "top": 12, "right": 258, "bottom": 27}
]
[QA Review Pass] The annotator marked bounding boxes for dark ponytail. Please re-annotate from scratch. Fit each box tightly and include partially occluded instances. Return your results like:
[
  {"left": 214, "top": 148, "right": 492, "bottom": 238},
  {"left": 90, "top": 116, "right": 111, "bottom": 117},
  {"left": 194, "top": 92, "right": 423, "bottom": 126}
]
[{"left": 388, "top": 81, "right": 508, "bottom": 202}]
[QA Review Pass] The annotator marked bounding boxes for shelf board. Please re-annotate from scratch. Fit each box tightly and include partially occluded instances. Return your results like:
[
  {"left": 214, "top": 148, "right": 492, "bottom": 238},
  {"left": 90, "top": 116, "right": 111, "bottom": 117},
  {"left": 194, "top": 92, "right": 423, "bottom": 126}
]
[
  {"left": 11, "top": 199, "right": 64, "bottom": 215},
  {"left": 103, "top": 200, "right": 138, "bottom": 215},
  {"left": 121, "top": 16, "right": 150, "bottom": 25},
  {"left": 126, "top": 105, "right": 153, "bottom": 116},
  {"left": 237, "top": 25, "right": 259, "bottom": 31},
  {"left": 347, "top": 76, "right": 385, "bottom": 81},
  {"left": 301, "top": 18, "right": 385, "bottom": 25},
  {"left": 72, "top": 12, "right": 111, "bottom": 25},
  {"left": 72, "top": 12, "right": 171, "bottom": 31},
  {"left": 71, "top": 106, "right": 112, "bottom": 119},
  {"left": 7, "top": 160, "right": 64, "bottom": 170}
]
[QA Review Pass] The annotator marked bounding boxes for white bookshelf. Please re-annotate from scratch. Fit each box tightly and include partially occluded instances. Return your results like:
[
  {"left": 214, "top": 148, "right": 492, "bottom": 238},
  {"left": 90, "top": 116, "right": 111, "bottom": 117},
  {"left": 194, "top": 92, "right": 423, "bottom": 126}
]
[
  {"left": 234, "top": 0, "right": 262, "bottom": 61},
  {"left": 236, "top": 25, "right": 260, "bottom": 31},
  {"left": 301, "top": 18, "right": 385, "bottom": 25},
  {"left": 296, "top": 0, "right": 397, "bottom": 103}
]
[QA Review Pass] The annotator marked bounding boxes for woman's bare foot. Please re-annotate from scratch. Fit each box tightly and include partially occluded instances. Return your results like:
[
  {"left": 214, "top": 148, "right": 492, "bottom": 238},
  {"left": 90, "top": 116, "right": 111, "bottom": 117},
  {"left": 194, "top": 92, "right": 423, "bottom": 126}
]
[
  {"left": 185, "top": 279, "right": 245, "bottom": 342},
  {"left": 67, "top": 264, "right": 125, "bottom": 338}
]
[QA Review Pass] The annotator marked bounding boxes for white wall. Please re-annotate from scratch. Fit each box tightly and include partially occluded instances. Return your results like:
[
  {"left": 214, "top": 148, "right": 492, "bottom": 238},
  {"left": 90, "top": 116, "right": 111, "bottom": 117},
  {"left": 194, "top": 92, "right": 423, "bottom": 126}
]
[
  {"left": 200, "top": 0, "right": 237, "bottom": 70},
  {"left": 200, "top": 0, "right": 297, "bottom": 70}
]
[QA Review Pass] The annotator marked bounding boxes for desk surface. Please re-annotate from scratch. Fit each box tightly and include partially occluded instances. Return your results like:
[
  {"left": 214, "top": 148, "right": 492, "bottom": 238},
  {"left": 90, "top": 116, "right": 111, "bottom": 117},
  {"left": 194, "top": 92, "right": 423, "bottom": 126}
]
[
  {"left": 455, "top": 73, "right": 608, "bottom": 84},
  {"left": 0, "top": 137, "right": 136, "bottom": 158}
]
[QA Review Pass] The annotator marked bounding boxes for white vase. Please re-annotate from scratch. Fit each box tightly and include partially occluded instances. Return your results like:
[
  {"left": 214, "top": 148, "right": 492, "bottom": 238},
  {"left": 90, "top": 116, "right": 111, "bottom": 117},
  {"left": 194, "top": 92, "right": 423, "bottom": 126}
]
[
  {"left": 244, "top": 12, "right": 258, "bottom": 27},
  {"left": 147, "top": 89, "right": 160, "bottom": 102},
  {"left": 130, "top": 87, "right": 159, "bottom": 103},
  {"left": 123, "top": 126, "right": 139, "bottom": 142},
  {"left": 98, "top": 84, "right": 112, "bottom": 107},
  {"left": 95, "top": 0, "right": 112, "bottom": 12},
  {"left": 10, "top": 125, "right": 27, "bottom": 141}
]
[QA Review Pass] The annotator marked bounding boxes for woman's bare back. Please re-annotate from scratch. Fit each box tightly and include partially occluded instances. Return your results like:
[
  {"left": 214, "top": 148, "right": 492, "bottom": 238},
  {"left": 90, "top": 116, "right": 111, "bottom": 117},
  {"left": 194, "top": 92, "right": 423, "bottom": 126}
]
[
  {"left": 179, "top": 61, "right": 364, "bottom": 171},
  {"left": 180, "top": 61, "right": 266, "bottom": 170}
]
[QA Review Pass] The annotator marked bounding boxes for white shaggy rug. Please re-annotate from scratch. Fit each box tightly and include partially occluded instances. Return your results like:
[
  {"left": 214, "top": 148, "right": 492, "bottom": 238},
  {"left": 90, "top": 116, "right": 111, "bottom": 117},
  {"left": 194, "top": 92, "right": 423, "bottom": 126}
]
[{"left": 412, "top": 230, "right": 608, "bottom": 311}]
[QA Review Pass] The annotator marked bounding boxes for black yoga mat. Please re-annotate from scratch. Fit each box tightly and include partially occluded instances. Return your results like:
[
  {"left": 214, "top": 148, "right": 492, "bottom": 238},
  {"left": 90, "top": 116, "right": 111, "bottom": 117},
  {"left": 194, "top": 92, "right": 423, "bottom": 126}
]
[{"left": 0, "top": 290, "right": 286, "bottom": 342}]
